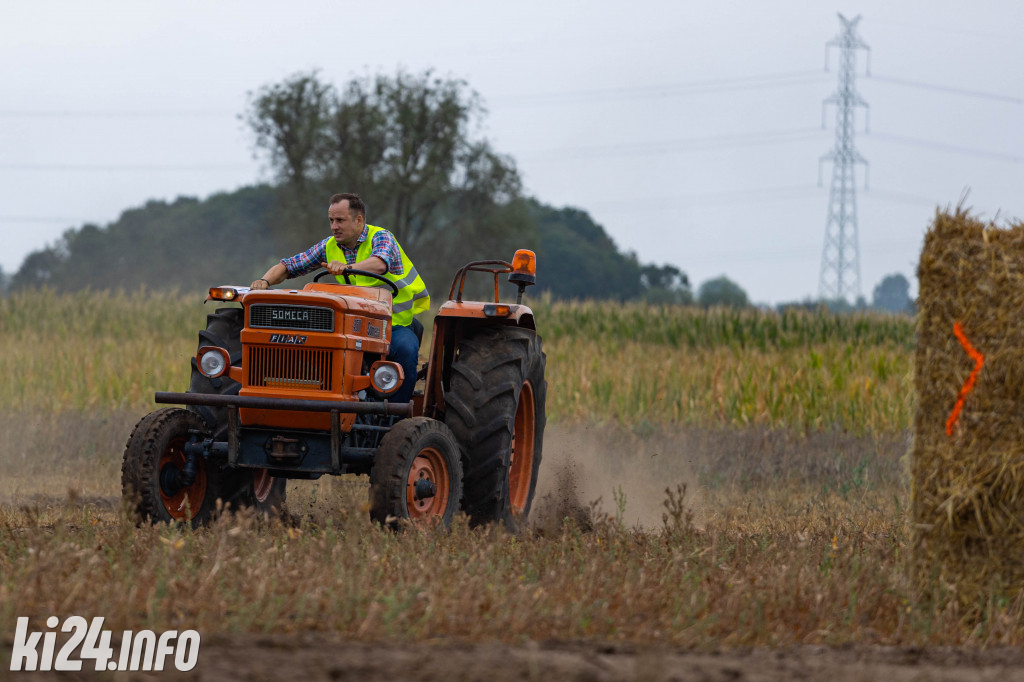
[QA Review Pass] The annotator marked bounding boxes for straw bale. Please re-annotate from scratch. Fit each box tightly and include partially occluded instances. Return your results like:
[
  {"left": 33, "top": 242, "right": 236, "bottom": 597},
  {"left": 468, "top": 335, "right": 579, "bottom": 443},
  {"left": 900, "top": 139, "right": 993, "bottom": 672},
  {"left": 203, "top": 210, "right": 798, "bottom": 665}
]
[{"left": 912, "top": 206, "right": 1024, "bottom": 617}]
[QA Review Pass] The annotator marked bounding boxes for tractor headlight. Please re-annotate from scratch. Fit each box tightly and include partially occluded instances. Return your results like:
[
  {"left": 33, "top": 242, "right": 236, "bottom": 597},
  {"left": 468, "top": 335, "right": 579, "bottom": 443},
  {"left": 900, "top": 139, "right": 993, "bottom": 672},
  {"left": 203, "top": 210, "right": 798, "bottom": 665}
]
[
  {"left": 207, "top": 286, "right": 243, "bottom": 301},
  {"left": 370, "top": 361, "right": 404, "bottom": 395},
  {"left": 197, "top": 346, "right": 229, "bottom": 378}
]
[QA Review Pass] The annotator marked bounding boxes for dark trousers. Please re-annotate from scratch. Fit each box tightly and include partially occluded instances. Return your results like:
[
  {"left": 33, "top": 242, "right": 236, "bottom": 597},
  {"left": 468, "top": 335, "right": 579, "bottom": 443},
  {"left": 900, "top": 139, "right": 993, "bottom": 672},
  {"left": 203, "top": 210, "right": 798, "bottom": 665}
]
[{"left": 387, "top": 324, "right": 420, "bottom": 404}]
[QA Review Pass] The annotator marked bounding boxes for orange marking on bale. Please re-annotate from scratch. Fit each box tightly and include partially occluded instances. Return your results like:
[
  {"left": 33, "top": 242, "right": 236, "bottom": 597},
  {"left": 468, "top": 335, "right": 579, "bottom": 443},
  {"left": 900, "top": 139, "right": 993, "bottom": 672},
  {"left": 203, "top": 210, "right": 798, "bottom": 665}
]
[{"left": 946, "top": 321, "right": 985, "bottom": 436}]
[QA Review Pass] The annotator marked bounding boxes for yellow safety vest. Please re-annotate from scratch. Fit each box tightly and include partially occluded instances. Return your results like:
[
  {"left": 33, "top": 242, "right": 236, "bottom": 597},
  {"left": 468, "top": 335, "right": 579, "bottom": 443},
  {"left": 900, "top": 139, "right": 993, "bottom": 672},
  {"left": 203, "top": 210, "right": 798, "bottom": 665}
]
[{"left": 324, "top": 225, "right": 430, "bottom": 327}]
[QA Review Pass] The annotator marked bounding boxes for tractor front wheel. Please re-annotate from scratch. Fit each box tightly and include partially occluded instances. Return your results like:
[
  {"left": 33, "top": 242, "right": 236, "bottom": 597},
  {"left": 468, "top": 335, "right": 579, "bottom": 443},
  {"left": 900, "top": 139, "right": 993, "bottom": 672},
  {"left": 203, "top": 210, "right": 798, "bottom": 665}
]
[
  {"left": 368, "top": 417, "right": 464, "bottom": 529},
  {"left": 122, "top": 408, "right": 220, "bottom": 526}
]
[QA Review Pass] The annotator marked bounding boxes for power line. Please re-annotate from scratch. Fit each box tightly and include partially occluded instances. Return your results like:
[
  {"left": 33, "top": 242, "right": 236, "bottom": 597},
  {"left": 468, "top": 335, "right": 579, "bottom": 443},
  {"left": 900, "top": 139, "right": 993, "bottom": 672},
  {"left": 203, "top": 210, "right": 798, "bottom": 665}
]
[
  {"left": 0, "top": 184, "right": 1002, "bottom": 226},
  {"left": 669, "top": 237, "right": 925, "bottom": 264},
  {"left": 547, "top": 186, "right": 986, "bottom": 212},
  {"left": 868, "top": 189, "right": 948, "bottom": 207},
  {"left": 6, "top": 162, "right": 249, "bottom": 171},
  {"left": 0, "top": 216, "right": 89, "bottom": 223},
  {"left": 7, "top": 124, "right": 1013, "bottom": 170},
  {"left": 0, "top": 110, "right": 235, "bottom": 118},
  {"left": 871, "top": 18, "right": 1019, "bottom": 44},
  {"left": 869, "top": 74, "right": 1023, "bottom": 104},
  {"left": 520, "top": 125, "right": 1020, "bottom": 165},
  {"left": 500, "top": 69, "right": 1020, "bottom": 109},
  {"left": 492, "top": 70, "right": 828, "bottom": 106},
  {"left": 522, "top": 127, "right": 825, "bottom": 161},
  {"left": 0, "top": 72, "right": 831, "bottom": 119},
  {"left": 587, "top": 185, "right": 821, "bottom": 210},
  {"left": 869, "top": 132, "right": 1024, "bottom": 164},
  {"left": 5, "top": 127, "right": 1014, "bottom": 171},
  {"left": 3, "top": 70, "right": 1018, "bottom": 120}
]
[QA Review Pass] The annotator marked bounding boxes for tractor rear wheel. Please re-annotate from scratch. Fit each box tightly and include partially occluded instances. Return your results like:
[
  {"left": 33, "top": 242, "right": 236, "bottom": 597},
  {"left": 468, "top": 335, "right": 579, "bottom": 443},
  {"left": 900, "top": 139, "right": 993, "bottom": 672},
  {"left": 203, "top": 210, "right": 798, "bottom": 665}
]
[
  {"left": 368, "top": 417, "right": 464, "bottom": 529},
  {"left": 444, "top": 326, "right": 546, "bottom": 529},
  {"left": 186, "top": 306, "right": 286, "bottom": 516},
  {"left": 122, "top": 407, "right": 220, "bottom": 526}
]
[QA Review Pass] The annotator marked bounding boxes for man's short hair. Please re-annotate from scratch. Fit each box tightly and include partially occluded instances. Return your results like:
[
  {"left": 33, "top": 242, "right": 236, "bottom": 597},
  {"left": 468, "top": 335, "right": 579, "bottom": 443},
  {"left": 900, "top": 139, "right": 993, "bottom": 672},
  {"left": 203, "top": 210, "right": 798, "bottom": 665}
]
[{"left": 329, "top": 193, "right": 366, "bottom": 219}]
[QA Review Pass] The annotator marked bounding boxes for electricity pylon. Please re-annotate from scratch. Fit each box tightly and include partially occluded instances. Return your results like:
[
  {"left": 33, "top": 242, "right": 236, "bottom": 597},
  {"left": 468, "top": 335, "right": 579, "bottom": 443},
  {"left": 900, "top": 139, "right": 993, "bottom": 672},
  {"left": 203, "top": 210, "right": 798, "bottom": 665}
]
[{"left": 818, "top": 13, "right": 870, "bottom": 302}]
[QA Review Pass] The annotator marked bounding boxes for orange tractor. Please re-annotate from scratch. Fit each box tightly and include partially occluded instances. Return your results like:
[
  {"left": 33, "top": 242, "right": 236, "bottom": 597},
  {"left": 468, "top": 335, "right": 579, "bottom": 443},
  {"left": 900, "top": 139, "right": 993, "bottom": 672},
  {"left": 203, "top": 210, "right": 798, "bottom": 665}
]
[{"left": 122, "top": 251, "right": 545, "bottom": 529}]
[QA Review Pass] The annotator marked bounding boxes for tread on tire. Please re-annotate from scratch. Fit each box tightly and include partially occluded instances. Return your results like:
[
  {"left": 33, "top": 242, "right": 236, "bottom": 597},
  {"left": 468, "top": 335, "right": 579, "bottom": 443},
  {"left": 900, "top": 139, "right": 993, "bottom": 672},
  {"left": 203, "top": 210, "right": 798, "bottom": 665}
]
[
  {"left": 369, "top": 417, "right": 464, "bottom": 529},
  {"left": 121, "top": 407, "right": 219, "bottom": 526},
  {"left": 444, "top": 326, "right": 546, "bottom": 529}
]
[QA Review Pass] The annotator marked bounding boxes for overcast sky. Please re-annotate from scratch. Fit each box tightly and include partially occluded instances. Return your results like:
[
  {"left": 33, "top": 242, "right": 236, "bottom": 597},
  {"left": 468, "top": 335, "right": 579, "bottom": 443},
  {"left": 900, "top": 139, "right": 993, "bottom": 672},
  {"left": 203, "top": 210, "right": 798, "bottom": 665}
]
[{"left": 2, "top": 0, "right": 1020, "bottom": 304}]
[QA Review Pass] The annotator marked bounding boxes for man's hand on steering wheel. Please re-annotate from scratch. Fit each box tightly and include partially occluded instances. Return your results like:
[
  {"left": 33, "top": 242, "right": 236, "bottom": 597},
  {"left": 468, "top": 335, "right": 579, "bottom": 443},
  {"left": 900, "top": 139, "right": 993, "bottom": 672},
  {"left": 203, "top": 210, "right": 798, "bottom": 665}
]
[{"left": 320, "top": 260, "right": 350, "bottom": 276}]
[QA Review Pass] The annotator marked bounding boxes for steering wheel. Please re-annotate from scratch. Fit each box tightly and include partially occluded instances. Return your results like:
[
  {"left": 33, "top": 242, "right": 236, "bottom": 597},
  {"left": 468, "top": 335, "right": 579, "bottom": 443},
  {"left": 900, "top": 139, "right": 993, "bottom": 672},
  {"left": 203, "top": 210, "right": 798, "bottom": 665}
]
[{"left": 314, "top": 268, "right": 399, "bottom": 296}]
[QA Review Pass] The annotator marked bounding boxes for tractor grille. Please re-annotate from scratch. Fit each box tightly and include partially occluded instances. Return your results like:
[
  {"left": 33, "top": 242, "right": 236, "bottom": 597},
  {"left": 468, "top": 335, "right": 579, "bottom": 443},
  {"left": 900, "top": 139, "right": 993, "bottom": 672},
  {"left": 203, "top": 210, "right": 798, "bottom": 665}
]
[
  {"left": 249, "top": 304, "right": 334, "bottom": 332},
  {"left": 248, "top": 346, "right": 334, "bottom": 391}
]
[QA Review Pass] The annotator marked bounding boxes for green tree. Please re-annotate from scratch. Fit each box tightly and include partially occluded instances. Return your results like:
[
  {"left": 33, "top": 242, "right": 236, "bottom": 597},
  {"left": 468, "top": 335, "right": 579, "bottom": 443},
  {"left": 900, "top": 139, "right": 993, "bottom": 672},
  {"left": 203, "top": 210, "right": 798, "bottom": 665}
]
[
  {"left": 246, "top": 70, "right": 529, "bottom": 291},
  {"left": 640, "top": 264, "right": 693, "bottom": 305},
  {"left": 697, "top": 276, "right": 749, "bottom": 308},
  {"left": 10, "top": 186, "right": 286, "bottom": 293},
  {"left": 10, "top": 247, "right": 60, "bottom": 290},
  {"left": 872, "top": 273, "right": 914, "bottom": 314},
  {"left": 529, "top": 201, "right": 643, "bottom": 300},
  {"left": 246, "top": 72, "right": 333, "bottom": 199},
  {"left": 8, "top": 185, "right": 689, "bottom": 303}
]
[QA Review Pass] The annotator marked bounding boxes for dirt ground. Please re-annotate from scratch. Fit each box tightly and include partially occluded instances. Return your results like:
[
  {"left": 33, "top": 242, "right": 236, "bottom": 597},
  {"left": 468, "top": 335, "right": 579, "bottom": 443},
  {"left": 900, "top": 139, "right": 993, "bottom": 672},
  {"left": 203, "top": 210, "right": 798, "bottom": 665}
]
[{"left": 8, "top": 635, "right": 1024, "bottom": 681}]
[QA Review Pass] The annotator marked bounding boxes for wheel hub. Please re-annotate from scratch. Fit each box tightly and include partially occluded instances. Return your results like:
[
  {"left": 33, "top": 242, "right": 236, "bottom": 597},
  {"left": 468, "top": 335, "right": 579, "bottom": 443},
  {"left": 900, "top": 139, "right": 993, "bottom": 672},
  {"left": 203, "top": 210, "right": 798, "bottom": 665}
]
[
  {"left": 406, "top": 447, "right": 450, "bottom": 518},
  {"left": 159, "top": 463, "right": 184, "bottom": 497},
  {"left": 159, "top": 448, "right": 199, "bottom": 498},
  {"left": 414, "top": 478, "right": 437, "bottom": 500},
  {"left": 158, "top": 436, "right": 207, "bottom": 520}
]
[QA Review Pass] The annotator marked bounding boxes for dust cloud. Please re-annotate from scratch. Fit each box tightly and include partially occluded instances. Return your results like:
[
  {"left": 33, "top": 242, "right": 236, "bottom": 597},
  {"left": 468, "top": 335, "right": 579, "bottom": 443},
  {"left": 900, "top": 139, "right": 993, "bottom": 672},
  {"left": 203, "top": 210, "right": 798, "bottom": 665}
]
[
  {"left": 531, "top": 422, "right": 909, "bottom": 531},
  {"left": 0, "top": 410, "right": 134, "bottom": 504},
  {"left": 533, "top": 422, "right": 702, "bottom": 531}
]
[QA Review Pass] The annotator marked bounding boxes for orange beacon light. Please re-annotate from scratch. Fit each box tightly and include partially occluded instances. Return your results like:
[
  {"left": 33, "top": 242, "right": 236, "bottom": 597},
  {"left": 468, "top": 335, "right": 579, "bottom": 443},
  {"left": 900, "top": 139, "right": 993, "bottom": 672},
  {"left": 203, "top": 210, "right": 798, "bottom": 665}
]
[{"left": 509, "top": 249, "right": 536, "bottom": 303}]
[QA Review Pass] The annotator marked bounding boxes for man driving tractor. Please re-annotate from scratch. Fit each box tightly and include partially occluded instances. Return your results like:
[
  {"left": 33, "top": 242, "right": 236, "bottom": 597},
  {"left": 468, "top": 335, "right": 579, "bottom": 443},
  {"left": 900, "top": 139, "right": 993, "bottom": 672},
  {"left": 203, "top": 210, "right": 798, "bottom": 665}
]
[
  {"left": 250, "top": 192, "right": 430, "bottom": 403},
  {"left": 127, "top": 194, "right": 543, "bottom": 529}
]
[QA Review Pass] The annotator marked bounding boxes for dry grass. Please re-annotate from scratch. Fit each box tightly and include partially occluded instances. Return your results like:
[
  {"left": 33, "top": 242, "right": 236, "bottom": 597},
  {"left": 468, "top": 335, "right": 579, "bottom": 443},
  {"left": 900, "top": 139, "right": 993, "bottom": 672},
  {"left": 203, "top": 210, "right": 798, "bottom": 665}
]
[
  {"left": 0, "top": 493, "right": 912, "bottom": 647},
  {"left": 1, "top": 410, "right": 1021, "bottom": 648}
]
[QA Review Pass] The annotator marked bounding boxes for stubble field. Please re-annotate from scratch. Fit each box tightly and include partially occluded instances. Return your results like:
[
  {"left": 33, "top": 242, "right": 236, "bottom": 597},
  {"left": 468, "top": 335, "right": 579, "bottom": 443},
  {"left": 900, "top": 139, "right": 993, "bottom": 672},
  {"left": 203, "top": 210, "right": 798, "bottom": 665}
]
[{"left": 2, "top": 291, "right": 1022, "bottom": 680}]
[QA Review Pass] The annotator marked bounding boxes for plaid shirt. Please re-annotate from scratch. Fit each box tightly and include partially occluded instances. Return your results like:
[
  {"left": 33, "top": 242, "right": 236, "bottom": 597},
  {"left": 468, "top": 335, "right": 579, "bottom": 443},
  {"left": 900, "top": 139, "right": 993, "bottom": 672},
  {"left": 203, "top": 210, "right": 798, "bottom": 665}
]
[{"left": 281, "top": 226, "right": 405, "bottom": 278}]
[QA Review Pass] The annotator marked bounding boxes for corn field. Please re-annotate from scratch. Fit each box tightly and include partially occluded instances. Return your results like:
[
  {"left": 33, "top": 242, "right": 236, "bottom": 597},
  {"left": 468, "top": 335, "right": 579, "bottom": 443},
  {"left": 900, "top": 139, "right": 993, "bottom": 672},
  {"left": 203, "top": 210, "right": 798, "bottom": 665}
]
[
  {"left": 0, "top": 290, "right": 914, "bottom": 433},
  {"left": 535, "top": 298, "right": 914, "bottom": 351}
]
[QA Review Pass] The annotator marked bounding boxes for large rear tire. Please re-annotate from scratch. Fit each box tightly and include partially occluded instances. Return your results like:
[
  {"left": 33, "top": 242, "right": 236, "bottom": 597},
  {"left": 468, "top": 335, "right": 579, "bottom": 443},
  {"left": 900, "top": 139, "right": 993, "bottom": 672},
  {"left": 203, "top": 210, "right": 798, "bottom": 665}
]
[
  {"left": 185, "top": 307, "right": 286, "bottom": 516},
  {"left": 122, "top": 408, "right": 220, "bottom": 526},
  {"left": 444, "top": 326, "right": 546, "bottom": 529},
  {"left": 368, "top": 417, "right": 464, "bottom": 530}
]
